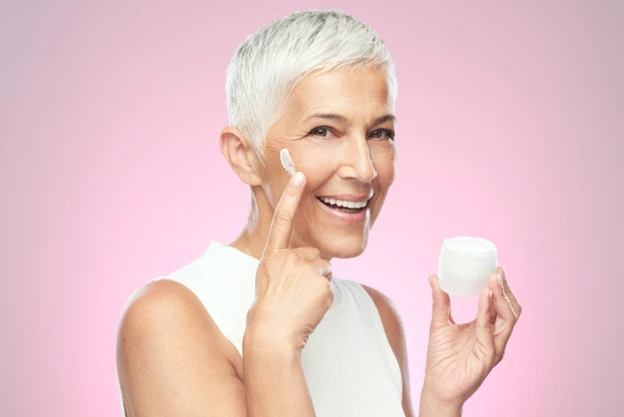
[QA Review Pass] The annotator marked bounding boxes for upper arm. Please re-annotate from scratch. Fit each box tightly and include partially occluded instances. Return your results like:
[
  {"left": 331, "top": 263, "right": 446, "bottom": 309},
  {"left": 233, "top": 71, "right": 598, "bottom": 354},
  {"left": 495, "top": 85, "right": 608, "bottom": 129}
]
[
  {"left": 116, "top": 279, "right": 247, "bottom": 417},
  {"left": 362, "top": 284, "right": 415, "bottom": 417}
]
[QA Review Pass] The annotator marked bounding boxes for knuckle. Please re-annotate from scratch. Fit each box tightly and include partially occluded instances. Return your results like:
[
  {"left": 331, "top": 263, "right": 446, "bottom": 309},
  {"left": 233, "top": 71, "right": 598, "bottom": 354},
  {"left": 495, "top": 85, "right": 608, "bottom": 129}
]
[
  {"left": 262, "top": 256, "right": 277, "bottom": 270},
  {"left": 295, "top": 247, "right": 309, "bottom": 258},
  {"left": 286, "top": 250, "right": 300, "bottom": 263}
]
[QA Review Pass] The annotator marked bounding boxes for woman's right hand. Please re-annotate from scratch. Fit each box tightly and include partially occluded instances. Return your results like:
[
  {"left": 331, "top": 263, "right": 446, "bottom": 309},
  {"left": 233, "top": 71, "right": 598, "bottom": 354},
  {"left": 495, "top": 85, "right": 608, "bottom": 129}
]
[{"left": 245, "top": 171, "right": 334, "bottom": 352}]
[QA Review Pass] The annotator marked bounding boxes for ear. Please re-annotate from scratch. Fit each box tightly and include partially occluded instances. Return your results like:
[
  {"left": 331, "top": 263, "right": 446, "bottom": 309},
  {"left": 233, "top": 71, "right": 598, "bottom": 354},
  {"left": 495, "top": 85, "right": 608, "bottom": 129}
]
[{"left": 219, "top": 126, "right": 262, "bottom": 186}]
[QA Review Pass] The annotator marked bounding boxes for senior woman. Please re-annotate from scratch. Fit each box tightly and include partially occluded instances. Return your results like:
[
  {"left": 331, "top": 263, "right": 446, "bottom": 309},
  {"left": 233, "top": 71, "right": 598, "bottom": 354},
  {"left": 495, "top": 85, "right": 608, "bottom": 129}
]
[{"left": 116, "top": 10, "right": 522, "bottom": 417}]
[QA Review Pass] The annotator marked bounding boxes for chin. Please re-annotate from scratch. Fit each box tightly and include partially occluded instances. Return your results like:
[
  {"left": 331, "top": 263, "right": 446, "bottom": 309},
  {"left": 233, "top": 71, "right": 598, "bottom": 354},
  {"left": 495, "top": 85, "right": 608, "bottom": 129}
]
[{"left": 318, "top": 232, "right": 369, "bottom": 260}]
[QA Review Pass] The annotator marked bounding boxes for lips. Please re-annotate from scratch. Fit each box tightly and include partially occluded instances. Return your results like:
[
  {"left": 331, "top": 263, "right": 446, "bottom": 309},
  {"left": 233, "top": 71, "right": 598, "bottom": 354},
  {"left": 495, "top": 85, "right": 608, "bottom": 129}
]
[
  {"left": 315, "top": 195, "right": 371, "bottom": 224},
  {"left": 316, "top": 193, "right": 373, "bottom": 203}
]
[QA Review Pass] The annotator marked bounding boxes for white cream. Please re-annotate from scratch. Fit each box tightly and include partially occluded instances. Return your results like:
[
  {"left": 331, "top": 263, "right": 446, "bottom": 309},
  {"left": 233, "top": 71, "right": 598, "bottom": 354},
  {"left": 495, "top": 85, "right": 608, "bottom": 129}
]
[
  {"left": 280, "top": 148, "right": 296, "bottom": 176},
  {"left": 437, "top": 236, "right": 498, "bottom": 297}
]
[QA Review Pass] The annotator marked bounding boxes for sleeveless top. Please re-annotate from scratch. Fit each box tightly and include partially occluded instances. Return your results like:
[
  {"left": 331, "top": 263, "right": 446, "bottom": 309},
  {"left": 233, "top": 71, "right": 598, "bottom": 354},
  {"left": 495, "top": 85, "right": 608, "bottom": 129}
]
[{"left": 118, "top": 241, "right": 404, "bottom": 416}]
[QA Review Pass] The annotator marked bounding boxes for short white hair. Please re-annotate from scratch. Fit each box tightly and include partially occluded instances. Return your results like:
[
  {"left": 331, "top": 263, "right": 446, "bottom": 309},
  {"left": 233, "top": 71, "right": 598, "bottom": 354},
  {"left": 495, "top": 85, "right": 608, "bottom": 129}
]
[{"left": 225, "top": 10, "right": 398, "bottom": 164}]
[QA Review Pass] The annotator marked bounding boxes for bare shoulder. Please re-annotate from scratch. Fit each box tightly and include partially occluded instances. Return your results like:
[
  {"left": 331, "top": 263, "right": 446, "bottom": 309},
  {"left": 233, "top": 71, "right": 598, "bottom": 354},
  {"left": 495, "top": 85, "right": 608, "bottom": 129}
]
[
  {"left": 361, "top": 284, "right": 404, "bottom": 334},
  {"left": 117, "top": 278, "right": 228, "bottom": 352},
  {"left": 119, "top": 278, "right": 202, "bottom": 321},
  {"left": 116, "top": 279, "right": 245, "bottom": 416},
  {"left": 361, "top": 284, "right": 415, "bottom": 417}
]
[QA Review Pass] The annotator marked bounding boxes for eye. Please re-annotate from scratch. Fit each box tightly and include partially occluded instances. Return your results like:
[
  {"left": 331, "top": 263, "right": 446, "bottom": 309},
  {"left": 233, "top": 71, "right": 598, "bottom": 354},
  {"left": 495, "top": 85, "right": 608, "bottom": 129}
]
[
  {"left": 369, "top": 129, "right": 395, "bottom": 140},
  {"left": 308, "top": 126, "right": 336, "bottom": 138}
]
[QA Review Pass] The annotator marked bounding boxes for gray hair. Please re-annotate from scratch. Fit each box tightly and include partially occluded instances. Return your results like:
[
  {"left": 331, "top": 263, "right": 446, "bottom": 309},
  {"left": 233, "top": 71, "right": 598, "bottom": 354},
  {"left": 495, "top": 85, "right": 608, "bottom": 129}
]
[{"left": 225, "top": 10, "right": 398, "bottom": 165}]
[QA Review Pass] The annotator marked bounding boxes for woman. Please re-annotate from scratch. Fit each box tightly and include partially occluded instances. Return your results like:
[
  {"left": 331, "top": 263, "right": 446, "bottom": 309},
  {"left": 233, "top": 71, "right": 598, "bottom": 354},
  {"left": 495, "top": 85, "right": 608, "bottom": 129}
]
[{"left": 116, "top": 10, "right": 522, "bottom": 417}]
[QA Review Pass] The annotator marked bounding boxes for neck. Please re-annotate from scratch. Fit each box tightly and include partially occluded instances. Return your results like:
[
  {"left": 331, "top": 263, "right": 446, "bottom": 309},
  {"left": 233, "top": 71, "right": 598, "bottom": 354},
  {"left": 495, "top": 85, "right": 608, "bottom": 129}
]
[{"left": 228, "top": 187, "right": 273, "bottom": 260}]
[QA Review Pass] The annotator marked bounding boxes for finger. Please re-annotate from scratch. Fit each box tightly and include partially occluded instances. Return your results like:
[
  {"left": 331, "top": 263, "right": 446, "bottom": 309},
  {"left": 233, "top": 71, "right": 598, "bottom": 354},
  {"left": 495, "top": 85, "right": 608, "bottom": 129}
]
[
  {"left": 428, "top": 275, "right": 456, "bottom": 329},
  {"left": 493, "top": 270, "right": 518, "bottom": 320},
  {"left": 311, "top": 259, "right": 333, "bottom": 281},
  {"left": 497, "top": 266, "right": 522, "bottom": 319},
  {"left": 489, "top": 272, "right": 518, "bottom": 356},
  {"left": 475, "top": 287, "right": 495, "bottom": 356},
  {"left": 263, "top": 172, "right": 306, "bottom": 255},
  {"left": 487, "top": 287, "right": 497, "bottom": 323}
]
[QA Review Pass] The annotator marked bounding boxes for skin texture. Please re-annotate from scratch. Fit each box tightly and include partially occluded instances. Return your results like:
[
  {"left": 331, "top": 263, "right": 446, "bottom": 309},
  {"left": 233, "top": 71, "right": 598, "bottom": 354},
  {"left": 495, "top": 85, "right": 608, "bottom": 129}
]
[
  {"left": 116, "top": 66, "right": 522, "bottom": 417},
  {"left": 222, "top": 66, "right": 397, "bottom": 261}
]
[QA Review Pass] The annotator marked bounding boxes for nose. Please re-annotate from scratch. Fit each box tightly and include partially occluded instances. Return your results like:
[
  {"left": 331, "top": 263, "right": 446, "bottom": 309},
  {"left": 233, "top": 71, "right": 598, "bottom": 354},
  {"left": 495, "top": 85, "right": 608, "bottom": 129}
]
[{"left": 339, "top": 135, "right": 378, "bottom": 183}]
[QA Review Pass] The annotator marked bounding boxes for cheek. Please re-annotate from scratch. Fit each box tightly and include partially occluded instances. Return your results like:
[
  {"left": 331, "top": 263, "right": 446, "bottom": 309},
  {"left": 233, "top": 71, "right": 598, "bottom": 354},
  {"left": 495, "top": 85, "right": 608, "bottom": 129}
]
[
  {"left": 299, "top": 164, "right": 333, "bottom": 195},
  {"left": 288, "top": 143, "right": 341, "bottom": 187},
  {"left": 370, "top": 142, "right": 397, "bottom": 187}
]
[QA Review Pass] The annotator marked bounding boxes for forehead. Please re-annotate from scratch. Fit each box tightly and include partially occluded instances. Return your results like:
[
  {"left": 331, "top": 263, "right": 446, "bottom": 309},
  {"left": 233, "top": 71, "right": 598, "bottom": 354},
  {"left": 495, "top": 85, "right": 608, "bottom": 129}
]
[{"left": 288, "top": 67, "right": 392, "bottom": 117}]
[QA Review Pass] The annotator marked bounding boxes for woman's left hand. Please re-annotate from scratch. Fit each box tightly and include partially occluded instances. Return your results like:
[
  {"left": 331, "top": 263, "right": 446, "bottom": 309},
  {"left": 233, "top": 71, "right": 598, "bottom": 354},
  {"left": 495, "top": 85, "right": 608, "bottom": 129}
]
[{"left": 421, "top": 266, "right": 522, "bottom": 411}]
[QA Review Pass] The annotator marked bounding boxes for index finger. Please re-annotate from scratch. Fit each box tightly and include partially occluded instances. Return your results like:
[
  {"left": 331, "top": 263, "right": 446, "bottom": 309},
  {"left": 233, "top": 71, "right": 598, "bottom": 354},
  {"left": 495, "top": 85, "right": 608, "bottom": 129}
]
[{"left": 263, "top": 171, "right": 306, "bottom": 255}]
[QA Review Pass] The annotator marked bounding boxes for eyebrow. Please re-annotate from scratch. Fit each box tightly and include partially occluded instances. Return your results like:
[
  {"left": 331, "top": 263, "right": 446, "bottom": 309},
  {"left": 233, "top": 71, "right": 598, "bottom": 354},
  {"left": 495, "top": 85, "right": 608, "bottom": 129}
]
[{"left": 304, "top": 113, "right": 397, "bottom": 126}]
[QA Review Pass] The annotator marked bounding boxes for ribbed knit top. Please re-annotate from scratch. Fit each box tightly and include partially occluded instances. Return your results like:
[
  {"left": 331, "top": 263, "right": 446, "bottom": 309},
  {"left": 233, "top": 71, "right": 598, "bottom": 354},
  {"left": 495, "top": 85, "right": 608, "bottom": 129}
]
[{"left": 118, "top": 241, "right": 404, "bottom": 416}]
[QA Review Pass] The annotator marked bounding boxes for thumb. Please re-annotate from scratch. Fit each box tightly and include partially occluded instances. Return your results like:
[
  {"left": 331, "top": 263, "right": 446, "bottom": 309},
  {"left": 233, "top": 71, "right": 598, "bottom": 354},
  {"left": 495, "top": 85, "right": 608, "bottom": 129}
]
[{"left": 428, "top": 275, "right": 455, "bottom": 329}]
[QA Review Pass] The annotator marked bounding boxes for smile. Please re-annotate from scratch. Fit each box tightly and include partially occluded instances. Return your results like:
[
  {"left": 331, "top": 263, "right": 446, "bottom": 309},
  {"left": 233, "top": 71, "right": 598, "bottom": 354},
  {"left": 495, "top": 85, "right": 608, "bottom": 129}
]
[
  {"left": 317, "top": 196, "right": 368, "bottom": 209},
  {"left": 315, "top": 195, "right": 372, "bottom": 224}
]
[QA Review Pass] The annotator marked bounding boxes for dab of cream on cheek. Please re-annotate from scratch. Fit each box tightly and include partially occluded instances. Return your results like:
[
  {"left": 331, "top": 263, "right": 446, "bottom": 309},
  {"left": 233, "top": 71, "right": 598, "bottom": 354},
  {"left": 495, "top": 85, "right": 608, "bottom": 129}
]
[
  {"left": 438, "top": 236, "right": 498, "bottom": 297},
  {"left": 280, "top": 148, "right": 296, "bottom": 176}
]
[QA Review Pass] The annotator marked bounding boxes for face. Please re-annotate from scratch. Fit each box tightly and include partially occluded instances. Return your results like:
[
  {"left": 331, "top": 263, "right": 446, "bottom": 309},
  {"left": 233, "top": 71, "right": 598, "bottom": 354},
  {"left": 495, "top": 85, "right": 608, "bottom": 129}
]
[{"left": 258, "top": 67, "right": 398, "bottom": 259}]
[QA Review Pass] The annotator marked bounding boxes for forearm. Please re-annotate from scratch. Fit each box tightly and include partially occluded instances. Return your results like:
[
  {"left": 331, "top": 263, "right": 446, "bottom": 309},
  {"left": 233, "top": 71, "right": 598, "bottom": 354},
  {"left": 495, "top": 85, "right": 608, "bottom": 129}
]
[
  {"left": 243, "top": 331, "right": 315, "bottom": 417},
  {"left": 419, "top": 388, "right": 462, "bottom": 417}
]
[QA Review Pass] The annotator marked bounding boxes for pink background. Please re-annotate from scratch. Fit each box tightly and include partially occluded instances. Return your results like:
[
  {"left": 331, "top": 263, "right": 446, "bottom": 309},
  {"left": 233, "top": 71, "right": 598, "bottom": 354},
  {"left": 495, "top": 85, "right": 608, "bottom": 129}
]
[{"left": 2, "top": 1, "right": 622, "bottom": 415}]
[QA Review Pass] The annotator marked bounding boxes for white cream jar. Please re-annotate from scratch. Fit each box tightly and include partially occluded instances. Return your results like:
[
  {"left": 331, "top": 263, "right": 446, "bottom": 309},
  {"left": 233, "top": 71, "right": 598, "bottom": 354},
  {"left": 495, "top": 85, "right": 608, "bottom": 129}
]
[{"left": 438, "top": 236, "right": 498, "bottom": 297}]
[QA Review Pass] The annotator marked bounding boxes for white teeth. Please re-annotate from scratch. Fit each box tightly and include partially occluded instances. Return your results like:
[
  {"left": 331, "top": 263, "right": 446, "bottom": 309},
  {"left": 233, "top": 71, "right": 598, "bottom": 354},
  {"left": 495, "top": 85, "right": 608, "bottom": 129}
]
[{"left": 319, "top": 197, "right": 368, "bottom": 209}]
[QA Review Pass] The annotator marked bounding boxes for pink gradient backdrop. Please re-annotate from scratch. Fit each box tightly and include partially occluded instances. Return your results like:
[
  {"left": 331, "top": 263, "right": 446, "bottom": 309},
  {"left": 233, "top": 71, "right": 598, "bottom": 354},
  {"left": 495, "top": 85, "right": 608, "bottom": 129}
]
[{"left": 2, "top": 1, "right": 622, "bottom": 415}]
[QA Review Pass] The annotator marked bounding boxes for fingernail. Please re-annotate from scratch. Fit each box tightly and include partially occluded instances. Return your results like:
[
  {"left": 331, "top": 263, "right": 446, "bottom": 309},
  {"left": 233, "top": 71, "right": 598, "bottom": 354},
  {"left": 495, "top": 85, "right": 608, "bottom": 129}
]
[
  {"left": 293, "top": 171, "right": 304, "bottom": 185},
  {"left": 497, "top": 273, "right": 504, "bottom": 290}
]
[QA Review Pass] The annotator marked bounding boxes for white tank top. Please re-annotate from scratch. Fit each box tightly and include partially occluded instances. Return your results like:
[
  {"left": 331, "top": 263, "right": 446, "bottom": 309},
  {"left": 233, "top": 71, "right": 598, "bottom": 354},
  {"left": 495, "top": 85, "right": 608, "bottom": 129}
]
[{"left": 118, "top": 241, "right": 404, "bottom": 416}]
